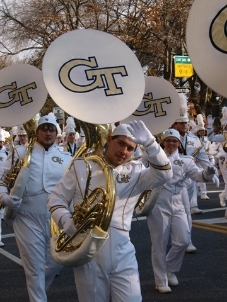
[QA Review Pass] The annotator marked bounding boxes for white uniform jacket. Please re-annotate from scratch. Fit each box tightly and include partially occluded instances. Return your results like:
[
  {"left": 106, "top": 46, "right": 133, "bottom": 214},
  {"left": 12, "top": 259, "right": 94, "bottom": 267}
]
[
  {"left": 161, "top": 149, "right": 213, "bottom": 195},
  {"left": 0, "top": 142, "right": 72, "bottom": 197},
  {"left": 181, "top": 132, "right": 212, "bottom": 170},
  {"left": 48, "top": 141, "right": 173, "bottom": 231}
]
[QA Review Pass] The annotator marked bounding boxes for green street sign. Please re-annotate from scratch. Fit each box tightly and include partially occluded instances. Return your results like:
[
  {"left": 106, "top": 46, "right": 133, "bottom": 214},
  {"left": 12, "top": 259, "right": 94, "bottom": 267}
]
[{"left": 174, "top": 56, "right": 191, "bottom": 64}]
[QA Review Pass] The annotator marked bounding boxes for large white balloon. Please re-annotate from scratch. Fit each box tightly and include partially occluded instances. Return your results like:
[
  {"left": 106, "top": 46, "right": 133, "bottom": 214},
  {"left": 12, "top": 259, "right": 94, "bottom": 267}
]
[
  {"left": 0, "top": 64, "right": 47, "bottom": 127},
  {"left": 122, "top": 77, "right": 180, "bottom": 135},
  {"left": 42, "top": 29, "right": 145, "bottom": 124},
  {"left": 186, "top": 0, "right": 227, "bottom": 98}
]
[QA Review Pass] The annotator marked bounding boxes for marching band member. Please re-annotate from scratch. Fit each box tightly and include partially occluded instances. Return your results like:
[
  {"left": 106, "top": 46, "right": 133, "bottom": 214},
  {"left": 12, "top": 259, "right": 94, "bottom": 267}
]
[
  {"left": 146, "top": 129, "right": 216, "bottom": 293},
  {"left": 172, "top": 94, "right": 218, "bottom": 253},
  {"left": 17, "top": 125, "right": 28, "bottom": 146},
  {"left": 190, "top": 114, "right": 216, "bottom": 200},
  {"left": 0, "top": 128, "right": 8, "bottom": 247},
  {"left": 0, "top": 115, "right": 72, "bottom": 302},
  {"left": 48, "top": 120, "right": 173, "bottom": 302},
  {"left": 60, "top": 116, "right": 79, "bottom": 156}
]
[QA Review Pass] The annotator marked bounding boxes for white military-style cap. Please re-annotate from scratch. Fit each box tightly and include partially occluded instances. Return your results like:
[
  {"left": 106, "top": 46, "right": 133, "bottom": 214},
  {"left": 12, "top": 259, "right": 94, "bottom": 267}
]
[
  {"left": 175, "top": 93, "right": 189, "bottom": 123},
  {"left": 17, "top": 124, "right": 27, "bottom": 135},
  {"left": 163, "top": 128, "right": 180, "bottom": 141},
  {"left": 38, "top": 114, "right": 57, "bottom": 127},
  {"left": 190, "top": 114, "right": 206, "bottom": 134},
  {"left": 111, "top": 123, "right": 134, "bottom": 138},
  {"left": 65, "top": 116, "right": 76, "bottom": 136}
]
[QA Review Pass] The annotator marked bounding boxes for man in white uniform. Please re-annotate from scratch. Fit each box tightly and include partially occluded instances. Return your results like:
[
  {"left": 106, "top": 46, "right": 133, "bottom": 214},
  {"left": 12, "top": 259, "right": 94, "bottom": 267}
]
[
  {"left": 147, "top": 129, "right": 216, "bottom": 293},
  {"left": 48, "top": 120, "right": 173, "bottom": 302},
  {"left": 0, "top": 115, "right": 72, "bottom": 302},
  {"left": 172, "top": 94, "right": 218, "bottom": 253},
  {"left": 60, "top": 116, "right": 79, "bottom": 156}
]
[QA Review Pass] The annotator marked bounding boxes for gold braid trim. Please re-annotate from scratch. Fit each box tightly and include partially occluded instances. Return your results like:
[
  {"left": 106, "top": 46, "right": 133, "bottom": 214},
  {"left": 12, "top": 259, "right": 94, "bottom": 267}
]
[
  {"left": 149, "top": 162, "right": 171, "bottom": 170},
  {"left": 49, "top": 205, "right": 67, "bottom": 214}
]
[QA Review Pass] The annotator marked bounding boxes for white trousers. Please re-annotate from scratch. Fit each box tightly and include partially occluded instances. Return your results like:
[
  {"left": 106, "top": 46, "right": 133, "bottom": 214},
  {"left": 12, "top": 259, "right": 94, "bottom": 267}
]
[
  {"left": 73, "top": 226, "right": 142, "bottom": 302},
  {"left": 197, "top": 182, "right": 207, "bottom": 195},
  {"left": 13, "top": 192, "right": 62, "bottom": 302},
  {"left": 147, "top": 191, "right": 190, "bottom": 287},
  {"left": 188, "top": 180, "right": 198, "bottom": 208}
]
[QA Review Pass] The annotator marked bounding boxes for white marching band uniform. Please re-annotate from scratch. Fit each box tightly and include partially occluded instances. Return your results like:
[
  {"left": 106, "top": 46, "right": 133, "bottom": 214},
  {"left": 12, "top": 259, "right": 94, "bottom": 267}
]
[
  {"left": 0, "top": 141, "right": 72, "bottom": 302},
  {"left": 48, "top": 130, "right": 172, "bottom": 302},
  {"left": 147, "top": 142, "right": 214, "bottom": 291}
]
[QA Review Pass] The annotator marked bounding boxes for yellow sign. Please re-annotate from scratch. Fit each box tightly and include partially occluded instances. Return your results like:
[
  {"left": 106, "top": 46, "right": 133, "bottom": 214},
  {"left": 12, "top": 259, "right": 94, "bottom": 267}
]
[{"left": 174, "top": 56, "right": 194, "bottom": 78}]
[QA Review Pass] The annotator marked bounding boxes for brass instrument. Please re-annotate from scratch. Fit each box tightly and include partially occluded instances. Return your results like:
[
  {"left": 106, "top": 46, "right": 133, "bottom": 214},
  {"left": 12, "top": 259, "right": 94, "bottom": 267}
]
[
  {"left": 50, "top": 122, "right": 116, "bottom": 266},
  {"left": 2, "top": 115, "right": 39, "bottom": 219}
]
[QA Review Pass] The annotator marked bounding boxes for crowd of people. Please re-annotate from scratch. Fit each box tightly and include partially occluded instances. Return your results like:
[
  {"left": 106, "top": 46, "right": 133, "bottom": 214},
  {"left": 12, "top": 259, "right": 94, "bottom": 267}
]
[{"left": 0, "top": 97, "right": 226, "bottom": 301}]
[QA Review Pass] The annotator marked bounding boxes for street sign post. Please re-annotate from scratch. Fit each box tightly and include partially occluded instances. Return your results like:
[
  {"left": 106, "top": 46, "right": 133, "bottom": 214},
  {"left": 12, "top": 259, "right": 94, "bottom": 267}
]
[
  {"left": 174, "top": 56, "right": 194, "bottom": 78},
  {"left": 53, "top": 107, "right": 65, "bottom": 119}
]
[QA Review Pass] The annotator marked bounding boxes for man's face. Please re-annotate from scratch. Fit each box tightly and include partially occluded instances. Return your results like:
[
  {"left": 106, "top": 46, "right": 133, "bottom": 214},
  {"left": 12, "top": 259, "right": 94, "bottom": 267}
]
[
  {"left": 67, "top": 133, "right": 75, "bottom": 144},
  {"left": 36, "top": 123, "right": 57, "bottom": 149},
  {"left": 18, "top": 134, "right": 27, "bottom": 145},
  {"left": 163, "top": 136, "right": 181, "bottom": 154},
  {"left": 173, "top": 122, "right": 189, "bottom": 136},
  {"left": 105, "top": 135, "right": 136, "bottom": 167}
]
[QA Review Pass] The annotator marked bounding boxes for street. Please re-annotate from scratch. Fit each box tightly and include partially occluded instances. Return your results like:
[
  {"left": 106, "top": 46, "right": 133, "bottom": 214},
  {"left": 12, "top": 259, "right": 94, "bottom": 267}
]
[{"left": 0, "top": 178, "right": 227, "bottom": 302}]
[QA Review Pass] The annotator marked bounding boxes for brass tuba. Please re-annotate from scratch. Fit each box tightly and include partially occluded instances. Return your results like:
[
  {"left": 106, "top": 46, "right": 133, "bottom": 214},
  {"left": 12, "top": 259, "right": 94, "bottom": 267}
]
[
  {"left": 50, "top": 122, "right": 116, "bottom": 266},
  {"left": 2, "top": 115, "right": 40, "bottom": 219}
]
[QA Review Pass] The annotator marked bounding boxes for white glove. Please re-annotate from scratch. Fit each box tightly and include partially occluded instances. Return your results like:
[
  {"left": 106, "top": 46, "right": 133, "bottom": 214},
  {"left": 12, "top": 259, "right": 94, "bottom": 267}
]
[
  {"left": 60, "top": 213, "right": 77, "bottom": 237},
  {"left": 127, "top": 120, "right": 155, "bottom": 147},
  {"left": 212, "top": 174, "right": 219, "bottom": 187},
  {"left": 1, "top": 194, "right": 22, "bottom": 210},
  {"left": 206, "top": 115, "right": 215, "bottom": 128}
]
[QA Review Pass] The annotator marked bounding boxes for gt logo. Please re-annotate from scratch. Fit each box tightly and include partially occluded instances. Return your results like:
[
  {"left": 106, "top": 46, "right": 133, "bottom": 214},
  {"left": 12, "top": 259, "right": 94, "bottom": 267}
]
[
  {"left": 116, "top": 174, "right": 131, "bottom": 183},
  {"left": 0, "top": 81, "right": 37, "bottom": 109},
  {"left": 52, "top": 156, "right": 63, "bottom": 164},
  {"left": 210, "top": 5, "right": 227, "bottom": 54},
  {"left": 59, "top": 56, "right": 128, "bottom": 96},
  {"left": 187, "top": 141, "right": 195, "bottom": 147},
  {"left": 173, "top": 160, "right": 184, "bottom": 166},
  {"left": 132, "top": 92, "right": 171, "bottom": 117}
]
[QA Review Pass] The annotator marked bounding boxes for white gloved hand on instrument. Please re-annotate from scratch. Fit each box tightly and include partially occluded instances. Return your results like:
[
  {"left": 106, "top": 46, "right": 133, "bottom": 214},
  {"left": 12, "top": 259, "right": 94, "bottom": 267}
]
[
  {"left": 127, "top": 120, "right": 155, "bottom": 147},
  {"left": 60, "top": 213, "right": 77, "bottom": 237},
  {"left": 1, "top": 194, "right": 22, "bottom": 210}
]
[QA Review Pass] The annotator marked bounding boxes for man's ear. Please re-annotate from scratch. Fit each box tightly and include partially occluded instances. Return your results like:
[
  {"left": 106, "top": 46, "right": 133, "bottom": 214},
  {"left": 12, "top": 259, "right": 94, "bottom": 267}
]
[{"left": 107, "top": 135, "right": 112, "bottom": 144}]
